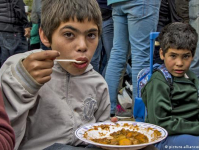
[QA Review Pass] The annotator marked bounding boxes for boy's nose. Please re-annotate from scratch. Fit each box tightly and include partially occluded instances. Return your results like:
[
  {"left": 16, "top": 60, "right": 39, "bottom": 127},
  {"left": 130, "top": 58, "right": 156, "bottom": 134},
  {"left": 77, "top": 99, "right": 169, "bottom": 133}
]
[
  {"left": 77, "top": 38, "right": 87, "bottom": 52},
  {"left": 176, "top": 58, "right": 183, "bottom": 66}
]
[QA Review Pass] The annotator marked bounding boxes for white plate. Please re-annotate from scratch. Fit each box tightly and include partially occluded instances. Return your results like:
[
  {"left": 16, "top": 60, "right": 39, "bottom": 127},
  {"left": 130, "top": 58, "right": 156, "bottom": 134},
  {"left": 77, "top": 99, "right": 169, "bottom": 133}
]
[{"left": 75, "top": 121, "right": 168, "bottom": 150}]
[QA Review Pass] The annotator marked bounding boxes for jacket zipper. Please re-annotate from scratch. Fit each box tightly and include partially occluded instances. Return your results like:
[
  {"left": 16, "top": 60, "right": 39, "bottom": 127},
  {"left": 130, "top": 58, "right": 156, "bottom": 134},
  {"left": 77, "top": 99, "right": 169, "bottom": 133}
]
[
  {"left": 66, "top": 73, "right": 73, "bottom": 144},
  {"left": 66, "top": 74, "right": 77, "bottom": 145}
]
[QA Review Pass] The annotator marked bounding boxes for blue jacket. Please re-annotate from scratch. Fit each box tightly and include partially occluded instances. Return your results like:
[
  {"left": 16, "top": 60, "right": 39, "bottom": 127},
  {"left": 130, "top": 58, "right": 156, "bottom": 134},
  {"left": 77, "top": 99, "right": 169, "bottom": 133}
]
[{"left": 107, "top": 0, "right": 129, "bottom": 5}]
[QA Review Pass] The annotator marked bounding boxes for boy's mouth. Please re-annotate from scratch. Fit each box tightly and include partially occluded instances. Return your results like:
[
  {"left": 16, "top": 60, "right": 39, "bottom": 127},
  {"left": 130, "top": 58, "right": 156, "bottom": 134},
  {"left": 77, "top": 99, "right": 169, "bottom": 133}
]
[
  {"left": 73, "top": 57, "right": 88, "bottom": 69},
  {"left": 174, "top": 70, "right": 184, "bottom": 74}
]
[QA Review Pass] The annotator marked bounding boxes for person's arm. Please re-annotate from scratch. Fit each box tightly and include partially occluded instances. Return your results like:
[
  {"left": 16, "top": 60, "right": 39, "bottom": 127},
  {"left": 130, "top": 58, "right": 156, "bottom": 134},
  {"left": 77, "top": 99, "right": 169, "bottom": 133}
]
[
  {"left": 16, "top": 0, "right": 32, "bottom": 37},
  {"left": 0, "top": 91, "right": 15, "bottom": 150},
  {"left": 142, "top": 74, "right": 199, "bottom": 135},
  {"left": 0, "top": 50, "right": 42, "bottom": 149},
  {"left": 0, "top": 50, "right": 60, "bottom": 149},
  {"left": 94, "top": 81, "right": 111, "bottom": 122}
]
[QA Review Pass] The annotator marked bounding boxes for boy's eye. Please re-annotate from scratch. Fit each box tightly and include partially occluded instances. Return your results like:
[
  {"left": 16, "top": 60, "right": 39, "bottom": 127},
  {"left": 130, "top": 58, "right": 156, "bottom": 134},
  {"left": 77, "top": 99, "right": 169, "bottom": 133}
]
[
  {"left": 88, "top": 33, "right": 97, "bottom": 39},
  {"left": 64, "top": 32, "right": 74, "bottom": 38},
  {"left": 183, "top": 55, "right": 191, "bottom": 59},
  {"left": 170, "top": 55, "right": 176, "bottom": 58}
]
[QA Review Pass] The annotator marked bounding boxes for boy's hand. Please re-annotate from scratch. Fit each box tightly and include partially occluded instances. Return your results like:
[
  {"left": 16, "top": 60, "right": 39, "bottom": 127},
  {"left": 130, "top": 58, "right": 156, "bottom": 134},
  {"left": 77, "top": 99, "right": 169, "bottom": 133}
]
[
  {"left": 23, "top": 50, "right": 60, "bottom": 84},
  {"left": 111, "top": 117, "right": 118, "bottom": 123}
]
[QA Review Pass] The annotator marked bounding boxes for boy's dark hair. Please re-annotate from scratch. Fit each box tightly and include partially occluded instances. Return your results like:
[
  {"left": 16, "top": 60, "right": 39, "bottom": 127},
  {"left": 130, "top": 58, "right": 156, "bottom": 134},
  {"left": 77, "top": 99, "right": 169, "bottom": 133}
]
[
  {"left": 41, "top": 0, "right": 102, "bottom": 43},
  {"left": 158, "top": 22, "right": 198, "bottom": 57}
]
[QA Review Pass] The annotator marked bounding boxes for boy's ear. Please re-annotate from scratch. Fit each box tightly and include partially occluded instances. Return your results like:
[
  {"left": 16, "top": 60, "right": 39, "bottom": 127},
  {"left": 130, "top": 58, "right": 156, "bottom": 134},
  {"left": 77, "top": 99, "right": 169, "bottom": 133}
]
[
  {"left": 39, "top": 27, "right": 51, "bottom": 48},
  {"left": 159, "top": 48, "right": 165, "bottom": 60}
]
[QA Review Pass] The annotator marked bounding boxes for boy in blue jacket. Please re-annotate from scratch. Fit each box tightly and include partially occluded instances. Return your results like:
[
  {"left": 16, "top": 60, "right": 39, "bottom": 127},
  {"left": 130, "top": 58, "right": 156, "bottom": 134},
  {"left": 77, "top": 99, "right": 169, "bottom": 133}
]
[{"left": 142, "top": 22, "right": 199, "bottom": 149}]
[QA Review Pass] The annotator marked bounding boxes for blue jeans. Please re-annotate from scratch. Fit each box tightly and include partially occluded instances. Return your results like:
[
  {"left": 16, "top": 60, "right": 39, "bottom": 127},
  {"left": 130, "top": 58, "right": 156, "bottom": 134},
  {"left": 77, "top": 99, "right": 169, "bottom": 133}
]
[
  {"left": 105, "top": 0, "right": 161, "bottom": 114},
  {"left": 0, "top": 32, "right": 28, "bottom": 67},
  {"left": 189, "top": 0, "right": 199, "bottom": 80},
  {"left": 155, "top": 135, "right": 199, "bottom": 150},
  {"left": 91, "top": 17, "right": 114, "bottom": 77}
]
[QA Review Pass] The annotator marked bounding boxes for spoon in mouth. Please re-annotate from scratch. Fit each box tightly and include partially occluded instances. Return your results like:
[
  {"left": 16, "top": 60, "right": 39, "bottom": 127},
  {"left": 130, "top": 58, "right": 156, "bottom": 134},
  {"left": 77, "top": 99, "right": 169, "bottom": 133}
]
[{"left": 54, "top": 59, "right": 84, "bottom": 64}]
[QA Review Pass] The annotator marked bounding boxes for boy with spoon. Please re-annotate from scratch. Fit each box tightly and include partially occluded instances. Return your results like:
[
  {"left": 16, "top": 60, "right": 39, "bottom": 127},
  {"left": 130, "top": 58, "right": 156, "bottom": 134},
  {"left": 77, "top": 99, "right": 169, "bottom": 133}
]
[{"left": 0, "top": 0, "right": 111, "bottom": 149}]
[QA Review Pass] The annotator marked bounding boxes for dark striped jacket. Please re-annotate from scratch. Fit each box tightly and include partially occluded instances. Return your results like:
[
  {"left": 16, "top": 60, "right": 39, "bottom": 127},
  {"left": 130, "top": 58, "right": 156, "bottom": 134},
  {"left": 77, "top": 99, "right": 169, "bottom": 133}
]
[{"left": 0, "top": 0, "right": 30, "bottom": 33}]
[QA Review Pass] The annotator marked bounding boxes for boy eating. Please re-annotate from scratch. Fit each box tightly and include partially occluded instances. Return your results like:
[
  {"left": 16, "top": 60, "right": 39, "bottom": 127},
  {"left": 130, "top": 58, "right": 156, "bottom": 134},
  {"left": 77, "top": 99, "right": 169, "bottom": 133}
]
[
  {"left": 0, "top": 0, "right": 111, "bottom": 149},
  {"left": 142, "top": 22, "right": 199, "bottom": 149}
]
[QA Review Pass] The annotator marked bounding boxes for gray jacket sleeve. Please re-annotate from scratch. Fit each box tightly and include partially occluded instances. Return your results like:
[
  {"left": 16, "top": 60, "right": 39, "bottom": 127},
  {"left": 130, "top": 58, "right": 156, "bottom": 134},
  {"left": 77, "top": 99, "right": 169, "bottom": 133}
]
[
  {"left": 0, "top": 50, "right": 43, "bottom": 149},
  {"left": 94, "top": 81, "right": 111, "bottom": 122}
]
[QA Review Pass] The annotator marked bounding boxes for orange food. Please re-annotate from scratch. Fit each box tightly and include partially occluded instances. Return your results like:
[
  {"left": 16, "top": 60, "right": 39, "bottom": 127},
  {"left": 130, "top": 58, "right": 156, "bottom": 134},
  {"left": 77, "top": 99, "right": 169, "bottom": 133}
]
[
  {"left": 91, "top": 129, "right": 149, "bottom": 145},
  {"left": 119, "top": 138, "right": 131, "bottom": 145},
  {"left": 84, "top": 123, "right": 162, "bottom": 146},
  {"left": 126, "top": 132, "right": 133, "bottom": 138}
]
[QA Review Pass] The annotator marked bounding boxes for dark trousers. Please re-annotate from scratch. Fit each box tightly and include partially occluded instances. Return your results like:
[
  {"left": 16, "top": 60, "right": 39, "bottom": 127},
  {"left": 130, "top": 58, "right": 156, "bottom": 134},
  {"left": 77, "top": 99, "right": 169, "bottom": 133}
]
[
  {"left": 44, "top": 143, "right": 157, "bottom": 150},
  {"left": 0, "top": 32, "right": 28, "bottom": 67},
  {"left": 153, "top": 0, "right": 189, "bottom": 64}
]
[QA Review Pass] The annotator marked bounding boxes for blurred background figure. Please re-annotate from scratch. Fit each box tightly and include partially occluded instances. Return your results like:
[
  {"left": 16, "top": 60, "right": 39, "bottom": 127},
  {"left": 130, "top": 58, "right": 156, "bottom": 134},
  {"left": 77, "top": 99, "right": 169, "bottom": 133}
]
[
  {"left": 153, "top": 0, "right": 186, "bottom": 64},
  {"left": 105, "top": 0, "right": 161, "bottom": 117},
  {"left": 30, "top": 23, "right": 40, "bottom": 50},
  {"left": 31, "top": 0, "right": 50, "bottom": 50},
  {"left": 0, "top": 0, "right": 31, "bottom": 67},
  {"left": 175, "top": 0, "right": 189, "bottom": 23},
  {"left": 189, "top": 0, "right": 199, "bottom": 80},
  {"left": 91, "top": 0, "right": 113, "bottom": 78}
]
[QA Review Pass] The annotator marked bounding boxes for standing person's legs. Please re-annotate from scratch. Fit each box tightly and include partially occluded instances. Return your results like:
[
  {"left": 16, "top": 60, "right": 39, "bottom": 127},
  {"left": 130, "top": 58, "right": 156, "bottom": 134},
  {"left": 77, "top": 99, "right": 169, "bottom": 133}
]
[
  {"left": 101, "top": 17, "right": 114, "bottom": 77},
  {"left": 0, "top": 32, "right": 28, "bottom": 67},
  {"left": 154, "top": 0, "right": 171, "bottom": 64},
  {"left": 126, "top": 0, "right": 160, "bottom": 107},
  {"left": 105, "top": 2, "right": 129, "bottom": 115},
  {"left": 155, "top": 134, "right": 199, "bottom": 150},
  {"left": 175, "top": 0, "right": 189, "bottom": 23},
  {"left": 189, "top": 0, "right": 199, "bottom": 80},
  {"left": 14, "top": 32, "right": 29, "bottom": 54},
  {"left": 91, "top": 38, "right": 102, "bottom": 72}
]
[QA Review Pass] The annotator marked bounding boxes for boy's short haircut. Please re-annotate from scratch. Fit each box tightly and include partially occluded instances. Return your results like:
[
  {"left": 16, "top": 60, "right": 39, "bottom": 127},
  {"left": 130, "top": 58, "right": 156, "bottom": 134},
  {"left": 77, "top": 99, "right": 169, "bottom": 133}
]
[
  {"left": 158, "top": 22, "right": 198, "bottom": 57},
  {"left": 41, "top": 0, "right": 102, "bottom": 43}
]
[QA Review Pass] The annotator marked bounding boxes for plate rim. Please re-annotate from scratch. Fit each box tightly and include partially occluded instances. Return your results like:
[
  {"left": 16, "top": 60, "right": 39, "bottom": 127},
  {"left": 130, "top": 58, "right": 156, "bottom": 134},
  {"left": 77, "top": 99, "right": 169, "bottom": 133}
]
[{"left": 75, "top": 121, "right": 168, "bottom": 148}]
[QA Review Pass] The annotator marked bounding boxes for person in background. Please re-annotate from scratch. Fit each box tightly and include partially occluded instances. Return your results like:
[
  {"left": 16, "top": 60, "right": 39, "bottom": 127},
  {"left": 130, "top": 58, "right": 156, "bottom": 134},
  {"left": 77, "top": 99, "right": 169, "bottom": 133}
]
[
  {"left": 0, "top": 0, "right": 31, "bottom": 67},
  {"left": 157, "top": 0, "right": 183, "bottom": 33},
  {"left": 153, "top": 0, "right": 188, "bottom": 64},
  {"left": 91, "top": 0, "right": 113, "bottom": 78},
  {"left": 189, "top": 0, "right": 199, "bottom": 80},
  {"left": 31, "top": 0, "right": 51, "bottom": 50},
  {"left": 30, "top": 23, "right": 40, "bottom": 50},
  {"left": 142, "top": 22, "right": 199, "bottom": 150},
  {"left": 0, "top": 90, "right": 15, "bottom": 150},
  {"left": 175, "top": 0, "right": 189, "bottom": 23},
  {"left": 105, "top": 0, "right": 161, "bottom": 117}
]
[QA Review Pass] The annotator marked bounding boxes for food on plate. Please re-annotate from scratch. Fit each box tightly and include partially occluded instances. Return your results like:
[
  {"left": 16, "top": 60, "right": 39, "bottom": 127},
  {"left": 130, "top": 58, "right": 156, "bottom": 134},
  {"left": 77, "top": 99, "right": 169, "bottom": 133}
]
[
  {"left": 91, "top": 128, "right": 149, "bottom": 145},
  {"left": 83, "top": 123, "right": 162, "bottom": 146}
]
